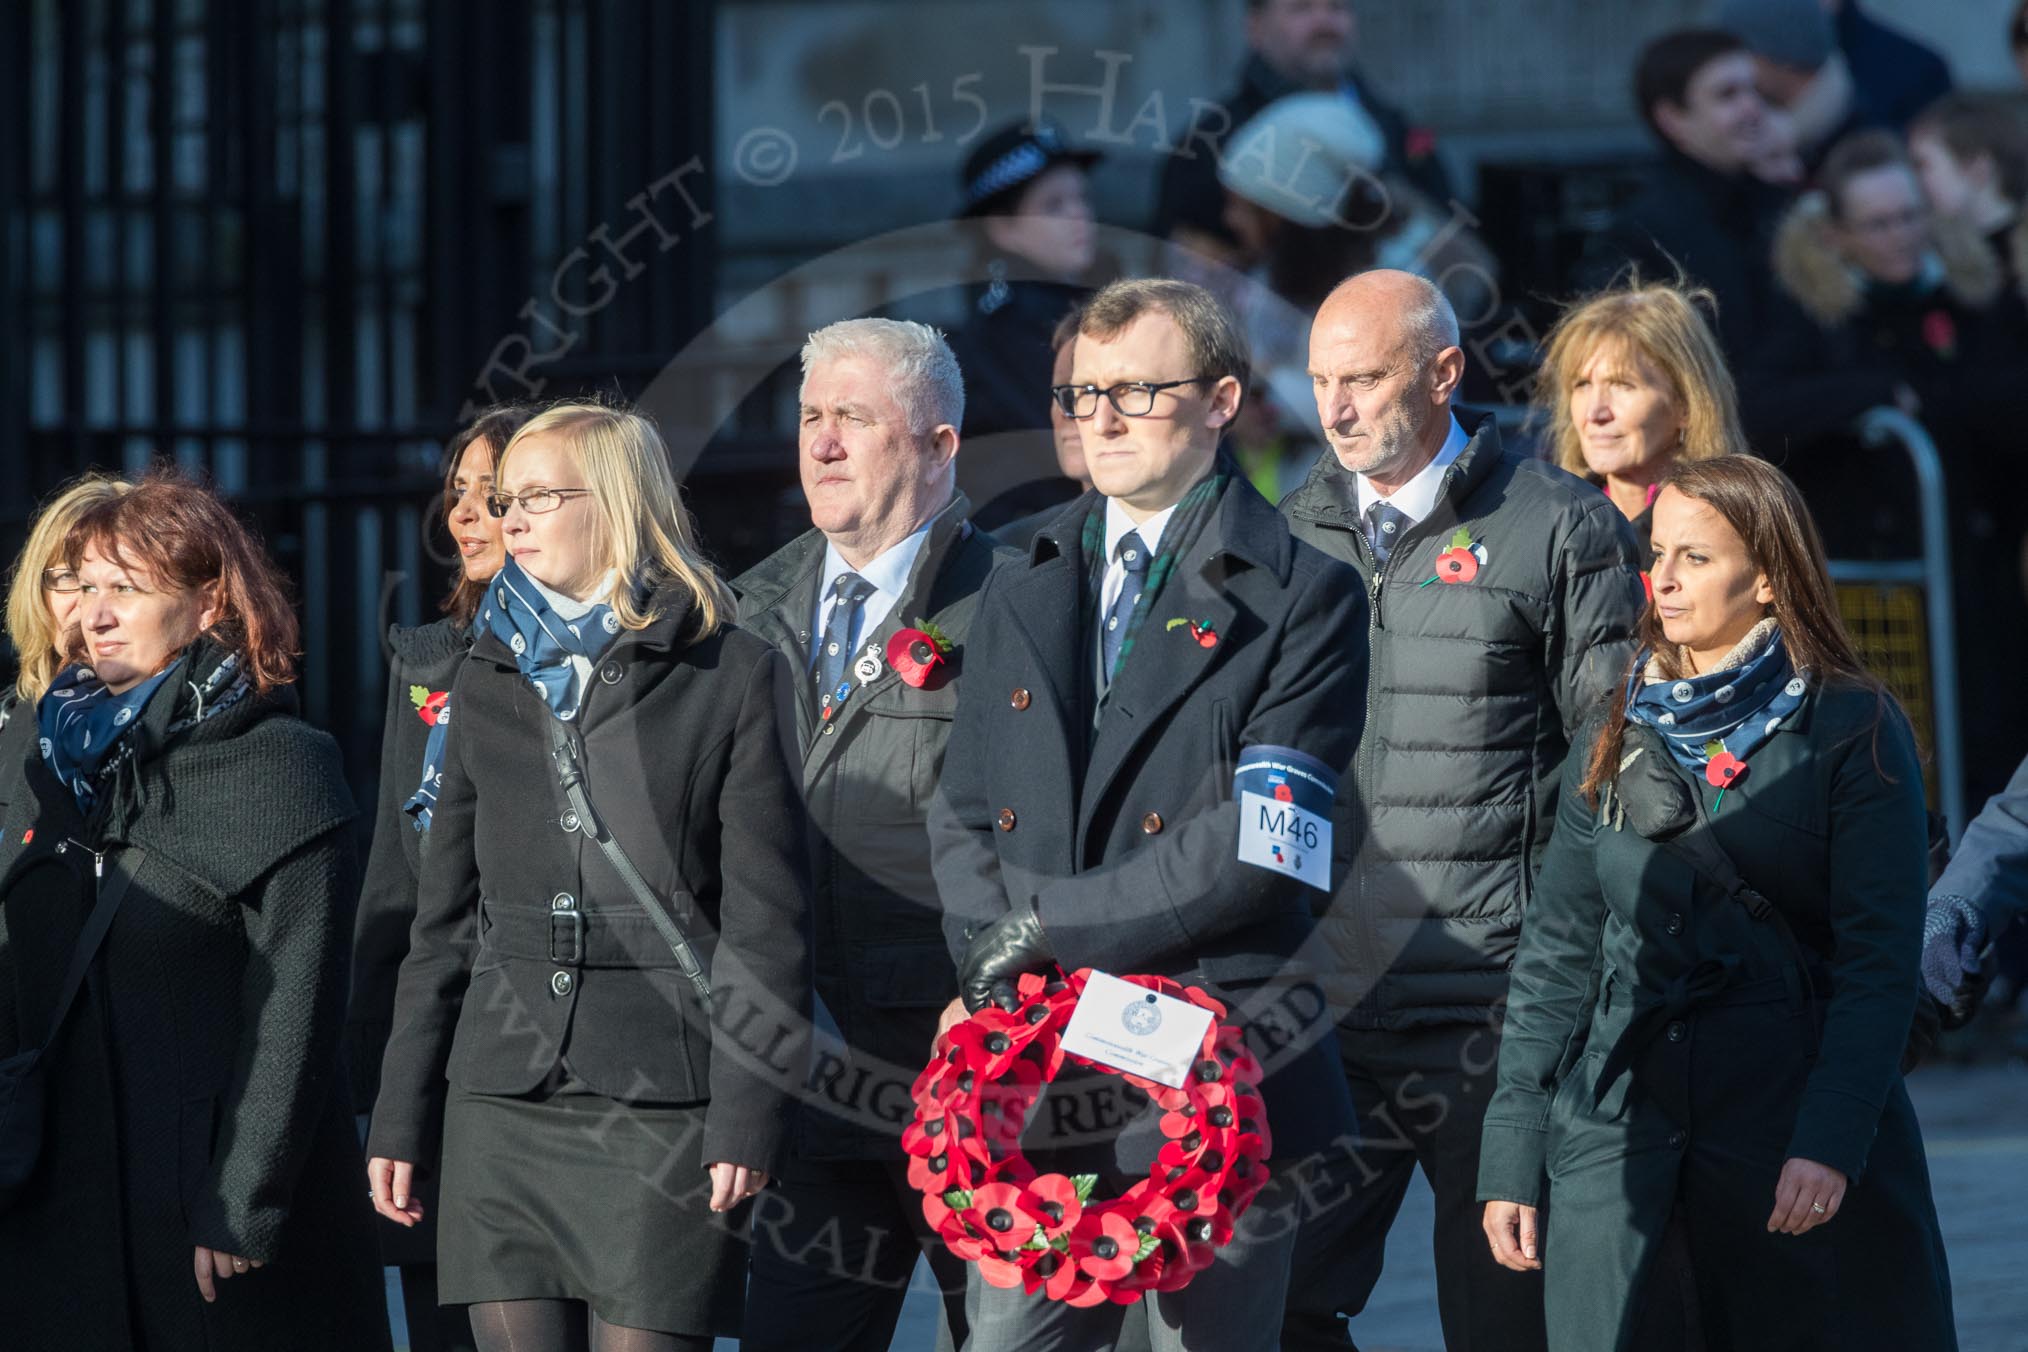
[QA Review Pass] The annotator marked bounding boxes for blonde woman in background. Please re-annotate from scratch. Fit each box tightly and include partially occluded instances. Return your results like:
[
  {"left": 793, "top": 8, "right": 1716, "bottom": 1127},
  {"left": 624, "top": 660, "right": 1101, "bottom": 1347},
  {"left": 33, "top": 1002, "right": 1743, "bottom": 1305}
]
[
  {"left": 1533, "top": 283, "right": 1744, "bottom": 553},
  {"left": 4, "top": 474, "right": 135, "bottom": 707}
]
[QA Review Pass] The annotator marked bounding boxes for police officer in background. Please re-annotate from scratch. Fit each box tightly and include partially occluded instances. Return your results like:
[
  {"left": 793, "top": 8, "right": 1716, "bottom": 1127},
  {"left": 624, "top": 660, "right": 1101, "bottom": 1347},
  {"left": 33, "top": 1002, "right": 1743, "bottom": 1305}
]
[{"left": 735, "top": 318, "right": 1006, "bottom": 1352}]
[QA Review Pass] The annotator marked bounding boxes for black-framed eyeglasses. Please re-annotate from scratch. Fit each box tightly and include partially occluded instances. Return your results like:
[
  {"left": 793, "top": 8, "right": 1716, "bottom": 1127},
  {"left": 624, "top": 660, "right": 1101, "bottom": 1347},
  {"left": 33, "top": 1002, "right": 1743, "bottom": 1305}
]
[
  {"left": 41, "top": 567, "right": 80, "bottom": 594},
  {"left": 1050, "top": 378, "right": 1207, "bottom": 419},
  {"left": 485, "top": 487, "right": 592, "bottom": 518}
]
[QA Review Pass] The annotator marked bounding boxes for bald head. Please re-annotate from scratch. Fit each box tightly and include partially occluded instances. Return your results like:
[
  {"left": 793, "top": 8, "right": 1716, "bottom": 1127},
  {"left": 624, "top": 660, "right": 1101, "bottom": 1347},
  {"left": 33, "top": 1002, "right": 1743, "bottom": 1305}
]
[{"left": 1308, "top": 270, "right": 1466, "bottom": 491}]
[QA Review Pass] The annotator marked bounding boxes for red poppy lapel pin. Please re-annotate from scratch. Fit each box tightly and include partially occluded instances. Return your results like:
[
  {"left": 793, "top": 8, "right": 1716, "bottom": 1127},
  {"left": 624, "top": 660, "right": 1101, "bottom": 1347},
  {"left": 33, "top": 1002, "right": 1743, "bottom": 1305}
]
[
  {"left": 408, "top": 684, "right": 449, "bottom": 726},
  {"left": 1164, "top": 617, "right": 1218, "bottom": 649},
  {"left": 1420, "top": 528, "right": 1487, "bottom": 587},
  {"left": 886, "top": 617, "right": 957, "bottom": 689},
  {"left": 1921, "top": 309, "right": 1957, "bottom": 360}
]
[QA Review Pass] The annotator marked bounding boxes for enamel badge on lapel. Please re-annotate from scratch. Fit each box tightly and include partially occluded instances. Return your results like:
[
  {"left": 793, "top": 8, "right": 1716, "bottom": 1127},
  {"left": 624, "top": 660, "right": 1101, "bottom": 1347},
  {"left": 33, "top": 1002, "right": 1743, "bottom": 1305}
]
[
  {"left": 853, "top": 641, "right": 885, "bottom": 685},
  {"left": 1164, "top": 617, "right": 1218, "bottom": 649},
  {"left": 820, "top": 679, "right": 853, "bottom": 721}
]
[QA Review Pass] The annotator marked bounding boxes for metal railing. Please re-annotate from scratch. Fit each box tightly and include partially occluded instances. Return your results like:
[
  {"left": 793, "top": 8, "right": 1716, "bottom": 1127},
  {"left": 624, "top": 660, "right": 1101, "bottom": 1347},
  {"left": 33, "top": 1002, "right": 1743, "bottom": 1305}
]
[{"left": 1834, "top": 408, "right": 1965, "bottom": 841}]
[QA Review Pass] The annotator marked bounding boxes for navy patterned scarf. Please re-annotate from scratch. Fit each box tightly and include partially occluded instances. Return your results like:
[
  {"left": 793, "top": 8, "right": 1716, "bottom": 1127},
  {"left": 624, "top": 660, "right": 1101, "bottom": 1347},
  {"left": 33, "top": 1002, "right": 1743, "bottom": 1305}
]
[
  {"left": 38, "top": 660, "right": 178, "bottom": 810},
  {"left": 480, "top": 558, "right": 623, "bottom": 722},
  {"left": 1623, "top": 621, "right": 1808, "bottom": 776}
]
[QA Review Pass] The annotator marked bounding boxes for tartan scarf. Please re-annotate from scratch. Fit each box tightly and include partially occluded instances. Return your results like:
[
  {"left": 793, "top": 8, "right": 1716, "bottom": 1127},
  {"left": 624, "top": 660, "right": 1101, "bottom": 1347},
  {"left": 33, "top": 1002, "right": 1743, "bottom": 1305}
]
[{"left": 1082, "top": 450, "right": 1233, "bottom": 682}]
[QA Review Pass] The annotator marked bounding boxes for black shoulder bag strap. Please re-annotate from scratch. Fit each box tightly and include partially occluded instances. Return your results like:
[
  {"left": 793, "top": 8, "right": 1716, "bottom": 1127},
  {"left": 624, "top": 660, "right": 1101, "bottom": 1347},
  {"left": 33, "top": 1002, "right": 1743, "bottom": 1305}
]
[
  {"left": 543, "top": 717, "right": 713, "bottom": 1009},
  {"left": 1657, "top": 794, "right": 1821, "bottom": 1005},
  {"left": 36, "top": 846, "right": 145, "bottom": 1052},
  {"left": 0, "top": 847, "right": 143, "bottom": 1206}
]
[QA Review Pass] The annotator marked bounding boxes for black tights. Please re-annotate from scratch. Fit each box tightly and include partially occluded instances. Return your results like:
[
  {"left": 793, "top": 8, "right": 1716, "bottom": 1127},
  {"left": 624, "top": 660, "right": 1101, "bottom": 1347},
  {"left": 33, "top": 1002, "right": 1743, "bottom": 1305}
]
[{"left": 466, "top": 1299, "right": 712, "bottom": 1352}]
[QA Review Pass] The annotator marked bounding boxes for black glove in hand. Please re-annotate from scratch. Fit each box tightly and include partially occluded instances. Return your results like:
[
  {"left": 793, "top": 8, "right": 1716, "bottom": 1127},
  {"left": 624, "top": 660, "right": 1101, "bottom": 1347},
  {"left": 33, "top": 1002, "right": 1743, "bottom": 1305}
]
[{"left": 958, "top": 898, "right": 1055, "bottom": 1013}]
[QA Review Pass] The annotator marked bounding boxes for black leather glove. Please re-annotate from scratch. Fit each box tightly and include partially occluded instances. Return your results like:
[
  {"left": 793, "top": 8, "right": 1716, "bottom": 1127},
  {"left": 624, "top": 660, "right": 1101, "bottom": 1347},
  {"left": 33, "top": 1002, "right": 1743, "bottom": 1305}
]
[{"left": 958, "top": 897, "right": 1055, "bottom": 1013}]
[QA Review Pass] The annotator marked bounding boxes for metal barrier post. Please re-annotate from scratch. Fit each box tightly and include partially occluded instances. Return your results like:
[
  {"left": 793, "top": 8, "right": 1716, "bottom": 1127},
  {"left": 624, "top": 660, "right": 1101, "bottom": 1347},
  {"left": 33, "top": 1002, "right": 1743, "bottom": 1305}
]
[{"left": 1855, "top": 407, "right": 1966, "bottom": 841}]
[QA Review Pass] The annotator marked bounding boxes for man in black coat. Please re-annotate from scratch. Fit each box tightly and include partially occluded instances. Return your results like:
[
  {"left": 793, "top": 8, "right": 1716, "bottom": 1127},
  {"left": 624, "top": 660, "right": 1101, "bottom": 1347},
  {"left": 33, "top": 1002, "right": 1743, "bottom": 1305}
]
[
  {"left": 1155, "top": 0, "right": 1453, "bottom": 254},
  {"left": 1277, "top": 270, "right": 1645, "bottom": 1352},
  {"left": 734, "top": 317, "right": 1007, "bottom": 1352},
  {"left": 930, "top": 278, "right": 1368, "bottom": 1351},
  {"left": 1577, "top": 29, "right": 1793, "bottom": 362}
]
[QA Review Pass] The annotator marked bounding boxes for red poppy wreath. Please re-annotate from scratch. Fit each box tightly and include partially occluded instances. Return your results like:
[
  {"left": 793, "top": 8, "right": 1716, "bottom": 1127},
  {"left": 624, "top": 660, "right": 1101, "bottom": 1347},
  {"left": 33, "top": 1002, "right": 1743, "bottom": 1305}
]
[{"left": 904, "top": 968, "right": 1271, "bottom": 1305}]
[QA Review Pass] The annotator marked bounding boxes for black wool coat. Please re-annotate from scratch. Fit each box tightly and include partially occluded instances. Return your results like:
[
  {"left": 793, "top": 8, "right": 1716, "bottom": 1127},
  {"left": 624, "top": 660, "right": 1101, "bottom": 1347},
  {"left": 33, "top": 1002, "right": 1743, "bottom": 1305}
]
[
  {"left": 733, "top": 494, "right": 1010, "bottom": 1160},
  {"left": 929, "top": 475, "right": 1368, "bottom": 1166},
  {"left": 1479, "top": 687, "right": 1956, "bottom": 1350},
  {"left": 344, "top": 614, "right": 470, "bottom": 1267},
  {"left": 346, "top": 616, "right": 470, "bottom": 1107},
  {"left": 0, "top": 645, "right": 390, "bottom": 1352},
  {"left": 368, "top": 587, "right": 814, "bottom": 1179}
]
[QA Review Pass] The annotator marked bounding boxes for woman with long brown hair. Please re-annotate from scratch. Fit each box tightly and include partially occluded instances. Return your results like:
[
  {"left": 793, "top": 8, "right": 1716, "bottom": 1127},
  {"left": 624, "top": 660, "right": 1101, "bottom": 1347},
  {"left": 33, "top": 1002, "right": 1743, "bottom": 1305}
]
[
  {"left": 1476, "top": 455, "right": 1955, "bottom": 1349},
  {"left": 0, "top": 469, "right": 389, "bottom": 1351}
]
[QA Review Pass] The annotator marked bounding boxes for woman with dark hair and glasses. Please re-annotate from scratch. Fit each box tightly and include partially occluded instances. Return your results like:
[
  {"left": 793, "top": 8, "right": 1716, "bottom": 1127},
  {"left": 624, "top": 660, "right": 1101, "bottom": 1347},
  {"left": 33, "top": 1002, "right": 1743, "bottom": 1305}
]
[
  {"left": 346, "top": 402, "right": 532, "bottom": 1352},
  {"left": 0, "top": 469, "right": 390, "bottom": 1351},
  {"left": 368, "top": 403, "right": 811, "bottom": 1351},
  {"left": 1479, "top": 455, "right": 1955, "bottom": 1349}
]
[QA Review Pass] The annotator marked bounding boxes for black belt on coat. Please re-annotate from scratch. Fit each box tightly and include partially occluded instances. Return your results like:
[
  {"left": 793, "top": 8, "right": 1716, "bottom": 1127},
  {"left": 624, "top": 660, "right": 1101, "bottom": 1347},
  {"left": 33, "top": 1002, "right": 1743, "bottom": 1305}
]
[
  {"left": 478, "top": 901, "right": 709, "bottom": 969},
  {"left": 1591, "top": 960, "right": 1795, "bottom": 1109}
]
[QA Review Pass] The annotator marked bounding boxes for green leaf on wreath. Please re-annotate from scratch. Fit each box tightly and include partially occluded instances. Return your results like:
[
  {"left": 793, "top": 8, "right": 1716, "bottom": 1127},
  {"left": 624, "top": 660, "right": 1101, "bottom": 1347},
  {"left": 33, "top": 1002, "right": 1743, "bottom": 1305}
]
[
  {"left": 1133, "top": 1233, "right": 1161, "bottom": 1263},
  {"left": 1021, "top": 1227, "right": 1050, "bottom": 1251},
  {"left": 1050, "top": 1234, "right": 1071, "bottom": 1253},
  {"left": 943, "top": 1188, "right": 973, "bottom": 1210},
  {"left": 1071, "top": 1173, "right": 1098, "bottom": 1204},
  {"left": 1449, "top": 527, "right": 1474, "bottom": 550}
]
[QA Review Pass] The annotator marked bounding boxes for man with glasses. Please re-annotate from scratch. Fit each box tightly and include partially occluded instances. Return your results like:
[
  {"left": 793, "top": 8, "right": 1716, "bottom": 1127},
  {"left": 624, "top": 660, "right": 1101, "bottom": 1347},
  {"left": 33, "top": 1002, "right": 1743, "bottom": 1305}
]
[
  {"left": 929, "top": 278, "right": 1367, "bottom": 1351},
  {"left": 732, "top": 318, "right": 1005, "bottom": 1352}
]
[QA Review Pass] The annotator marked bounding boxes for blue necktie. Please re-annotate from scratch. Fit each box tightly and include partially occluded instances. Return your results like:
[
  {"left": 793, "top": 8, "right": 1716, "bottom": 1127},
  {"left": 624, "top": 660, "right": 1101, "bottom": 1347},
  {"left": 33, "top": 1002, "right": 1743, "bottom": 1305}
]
[
  {"left": 814, "top": 572, "right": 875, "bottom": 707},
  {"left": 1100, "top": 530, "right": 1150, "bottom": 683},
  {"left": 1364, "top": 501, "right": 1413, "bottom": 567}
]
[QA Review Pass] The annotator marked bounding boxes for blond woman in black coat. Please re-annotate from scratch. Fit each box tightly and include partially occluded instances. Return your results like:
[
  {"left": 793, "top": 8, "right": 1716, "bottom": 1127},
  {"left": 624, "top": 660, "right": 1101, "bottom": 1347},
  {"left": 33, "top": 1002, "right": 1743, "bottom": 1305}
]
[{"left": 368, "top": 402, "right": 813, "bottom": 1351}]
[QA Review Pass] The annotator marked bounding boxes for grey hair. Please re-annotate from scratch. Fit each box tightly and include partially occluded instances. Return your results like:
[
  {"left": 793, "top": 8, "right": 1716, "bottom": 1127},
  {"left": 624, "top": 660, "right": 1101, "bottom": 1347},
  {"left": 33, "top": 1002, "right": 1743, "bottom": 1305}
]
[
  {"left": 798, "top": 318, "right": 966, "bottom": 436},
  {"left": 1399, "top": 274, "right": 1462, "bottom": 370}
]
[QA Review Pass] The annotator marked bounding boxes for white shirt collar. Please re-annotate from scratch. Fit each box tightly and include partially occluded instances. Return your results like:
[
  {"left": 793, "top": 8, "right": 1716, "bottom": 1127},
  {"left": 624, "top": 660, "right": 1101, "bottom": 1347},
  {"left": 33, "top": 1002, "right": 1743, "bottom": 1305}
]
[
  {"left": 1102, "top": 496, "right": 1178, "bottom": 567},
  {"left": 818, "top": 522, "right": 931, "bottom": 609},
  {"left": 1355, "top": 414, "right": 1470, "bottom": 524}
]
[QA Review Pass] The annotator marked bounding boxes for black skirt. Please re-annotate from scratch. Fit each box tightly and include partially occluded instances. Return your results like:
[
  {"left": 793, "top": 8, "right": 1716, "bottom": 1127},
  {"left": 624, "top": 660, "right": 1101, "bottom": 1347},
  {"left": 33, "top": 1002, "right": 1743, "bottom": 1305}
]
[{"left": 436, "top": 1082, "right": 753, "bottom": 1335}]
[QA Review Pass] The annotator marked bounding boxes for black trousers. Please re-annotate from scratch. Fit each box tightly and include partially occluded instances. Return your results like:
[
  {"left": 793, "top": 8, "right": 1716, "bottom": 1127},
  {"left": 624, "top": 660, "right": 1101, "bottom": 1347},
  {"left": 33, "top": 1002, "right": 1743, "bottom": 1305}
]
[
  {"left": 1281, "top": 1022, "right": 1549, "bottom": 1352},
  {"left": 740, "top": 1156, "right": 967, "bottom": 1352}
]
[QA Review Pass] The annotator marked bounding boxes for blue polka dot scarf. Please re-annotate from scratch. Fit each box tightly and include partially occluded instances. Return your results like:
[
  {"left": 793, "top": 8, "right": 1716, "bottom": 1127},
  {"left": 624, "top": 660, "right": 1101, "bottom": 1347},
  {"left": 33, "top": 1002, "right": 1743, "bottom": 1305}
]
[
  {"left": 1623, "top": 620, "right": 1808, "bottom": 776},
  {"left": 480, "top": 558, "right": 622, "bottom": 723},
  {"left": 37, "top": 660, "right": 178, "bottom": 810}
]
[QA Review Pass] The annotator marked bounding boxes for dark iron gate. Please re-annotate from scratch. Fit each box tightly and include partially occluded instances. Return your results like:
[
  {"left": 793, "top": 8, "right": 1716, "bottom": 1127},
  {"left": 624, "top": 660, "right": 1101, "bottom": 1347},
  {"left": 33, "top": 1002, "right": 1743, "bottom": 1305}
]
[{"left": 2, "top": 0, "right": 724, "bottom": 802}]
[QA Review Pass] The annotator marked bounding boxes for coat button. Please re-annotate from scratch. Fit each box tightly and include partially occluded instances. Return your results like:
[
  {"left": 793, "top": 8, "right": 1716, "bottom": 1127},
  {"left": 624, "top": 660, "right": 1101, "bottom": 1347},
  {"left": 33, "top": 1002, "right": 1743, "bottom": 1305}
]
[
  {"left": 560, "top": 810, "right": 581, "bottom": 833},
  {"left": 1668, "top": 1130, "right": 1687, "bottom": 1150},
  {"left": 1010, "top": 688, "right": 1031, "bottom": 711},
  {"left": 1666, "top": 913, "right": 1685, "bottom": 936},
  {"left": 552, "top": 892, "right": 576, "bottom": 912},
  {"left": 599, "top": 660, "right": 623, "bottom": 685},
  {"left": 997, "top": 808, "right": 1017, "bottom": 832},
  {"left": 821, "top": 723, "right": 836, "bottom": 736},
  {"left": 1666, "top": 1020, "right": 1687, "bottom": 1043},
  {"left": 551, "top": 970, "right": 574, "bottom": 997},
  {"left": 1141, "top": 812, "right": 1164, "bottom": 835}
]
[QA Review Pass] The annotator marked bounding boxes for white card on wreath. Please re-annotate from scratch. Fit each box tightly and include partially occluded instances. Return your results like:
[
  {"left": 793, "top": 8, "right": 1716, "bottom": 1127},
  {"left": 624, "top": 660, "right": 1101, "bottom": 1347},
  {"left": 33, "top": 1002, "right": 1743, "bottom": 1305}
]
[{"left": 1058, "top": 971, "right": 1216, "bottom": 1090}]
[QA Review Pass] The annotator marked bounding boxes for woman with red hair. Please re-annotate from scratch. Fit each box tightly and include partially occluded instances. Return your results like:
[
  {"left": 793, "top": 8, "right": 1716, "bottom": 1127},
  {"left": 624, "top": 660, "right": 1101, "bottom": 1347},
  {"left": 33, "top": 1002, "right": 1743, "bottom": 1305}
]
[{"left": 0, "top": 469, "right": 390, "bottom": 1351}]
